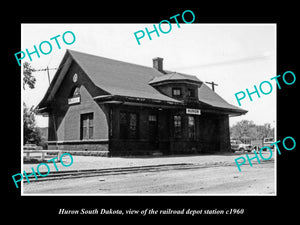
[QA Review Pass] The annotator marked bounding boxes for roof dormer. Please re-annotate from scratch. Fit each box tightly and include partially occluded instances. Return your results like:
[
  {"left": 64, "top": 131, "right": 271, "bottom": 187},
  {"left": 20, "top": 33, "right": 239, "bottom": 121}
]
[{"left": 149, "top": 72, "right": 202, "bottom": 102}]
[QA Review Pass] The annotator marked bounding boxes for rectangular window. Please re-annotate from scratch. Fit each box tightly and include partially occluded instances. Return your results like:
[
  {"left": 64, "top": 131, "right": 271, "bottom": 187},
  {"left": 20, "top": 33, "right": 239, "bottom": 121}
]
[
  {"left": 174, "top": 115, "right": 182, "bottom": 138},
  {"left": 188, "top": 116, "right": 196, "bottom": 139},
  {"left": 88, "top": 116, "right": 93, "bottom": 139},
  {"left": 188, "top": 88, "right": 195, "bottom": 97},
  {"left": 80, "top": 113, "right": 93, "bottom": 140},
  {"left": 172, "top": 88, "right": 181, "bottom": 97},
  {"left": 120, "top": 112, "right": 139, "bottom": 139},
  {"left": 120, "top": 112, "right": 127, "bottom": 139},
  {"left": 148, "top": 115, "right": 157, "bottom": 121},
  {"left": 129, "top": 113, "right": 138, "bottom": 138}
]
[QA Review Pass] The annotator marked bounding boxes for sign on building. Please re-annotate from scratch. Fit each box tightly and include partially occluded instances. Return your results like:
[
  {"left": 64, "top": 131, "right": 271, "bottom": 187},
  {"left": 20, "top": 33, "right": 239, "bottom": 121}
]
[
  {"left": 68, "top": 96, "right": 80, "bottom": 105},
  {"left": 186, "top": 108, "right": 201, "bottom": 115}
]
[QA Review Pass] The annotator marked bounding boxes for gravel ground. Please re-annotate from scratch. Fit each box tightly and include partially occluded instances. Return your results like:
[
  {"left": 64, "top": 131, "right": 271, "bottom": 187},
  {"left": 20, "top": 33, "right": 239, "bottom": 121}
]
[
  {"left": 23, "top": 158, "right": 275, "bottom": 195},
  {"left": 22, "top": 151, "right": 274, "bottom": 173}
]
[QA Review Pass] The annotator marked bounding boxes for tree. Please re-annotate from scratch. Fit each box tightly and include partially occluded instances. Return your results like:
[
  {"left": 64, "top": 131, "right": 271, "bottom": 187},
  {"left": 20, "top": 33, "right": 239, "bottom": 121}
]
[
  {"left": 23, "top": 103, "right": 42, "bottom": 145},
  {"left": 230, "top": 120, "right": 255, "bottom": 140},
  {"left": 23, "top": 62, "right": 36, "bottom": 89},
  {"left": 256, "top": 123, "right": 274, "bottom": 139},
  {"left": 23, "top": 62, "right": 43, "bottom": 145},
  {"left": 230, "top": 120, "right": 274, "bottom": 141}
]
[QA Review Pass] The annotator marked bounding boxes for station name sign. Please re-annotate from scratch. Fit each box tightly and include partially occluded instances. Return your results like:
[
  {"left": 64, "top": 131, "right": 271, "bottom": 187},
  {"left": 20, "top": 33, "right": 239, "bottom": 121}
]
[
  {"left": 186, "top": 108, "right": 201, "bottom": 115},
  {"left": 68, "top": 96, "right": 80, "bottom": 105}
]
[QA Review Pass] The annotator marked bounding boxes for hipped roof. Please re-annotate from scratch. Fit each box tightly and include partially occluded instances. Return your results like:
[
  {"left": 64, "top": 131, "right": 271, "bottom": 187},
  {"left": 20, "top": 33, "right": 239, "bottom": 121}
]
[{"left": 148, "top": 72, "right": 202, "bottom": 85}]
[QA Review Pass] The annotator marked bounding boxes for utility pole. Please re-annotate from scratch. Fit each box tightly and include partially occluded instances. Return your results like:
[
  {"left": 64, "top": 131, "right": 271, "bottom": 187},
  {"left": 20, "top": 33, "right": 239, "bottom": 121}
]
[
  {"left": 205, "top": 81, "right": 219, "bottom": 92},
  {"left": 33, "top": 67, "right": 57, "bottom": 85},
  {"left": 32, "top": 66, "right": 59, "bottom": 150},
  {"left": 46, "top": 66, "right": 50, "bottom": 85}
]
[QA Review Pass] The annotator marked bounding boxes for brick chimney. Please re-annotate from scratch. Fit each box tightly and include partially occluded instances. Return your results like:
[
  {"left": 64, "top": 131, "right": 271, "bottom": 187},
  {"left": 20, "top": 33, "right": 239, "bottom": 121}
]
[{"left": 152, "top": 57, "right": 164, "bottom": 72}]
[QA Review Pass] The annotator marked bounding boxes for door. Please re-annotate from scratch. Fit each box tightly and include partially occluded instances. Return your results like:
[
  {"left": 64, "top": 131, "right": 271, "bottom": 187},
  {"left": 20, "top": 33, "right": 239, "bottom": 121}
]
[{"left": 148, "top": 114, "right": 158, "bottom": 149}]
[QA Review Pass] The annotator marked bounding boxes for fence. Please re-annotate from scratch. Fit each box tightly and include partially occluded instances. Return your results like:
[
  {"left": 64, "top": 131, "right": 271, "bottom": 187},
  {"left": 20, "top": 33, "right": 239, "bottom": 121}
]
[{"left": 23, "top": 150, "right": 62, "bottom": 162}]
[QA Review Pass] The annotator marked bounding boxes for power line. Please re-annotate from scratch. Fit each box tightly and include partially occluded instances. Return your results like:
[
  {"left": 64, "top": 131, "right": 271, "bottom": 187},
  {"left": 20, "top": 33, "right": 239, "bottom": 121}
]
[
  {"left": 31, "top": 66, "right": 59, "bottom": 150},
  {"left": 32, "top": 67, "right": 57, "bottom": 85},
  {"left": 32, "top": 68, "right": 57, "bottom": 72}
]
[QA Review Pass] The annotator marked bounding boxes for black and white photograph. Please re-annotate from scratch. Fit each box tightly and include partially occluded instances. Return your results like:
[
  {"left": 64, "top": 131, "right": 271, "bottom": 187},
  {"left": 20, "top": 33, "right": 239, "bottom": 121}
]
[
  {"left": 6, "top": 5, "right": 298, "bottom": 220},
  {"left": 20, "top": 23, "right": 276, "bottom": 195}
]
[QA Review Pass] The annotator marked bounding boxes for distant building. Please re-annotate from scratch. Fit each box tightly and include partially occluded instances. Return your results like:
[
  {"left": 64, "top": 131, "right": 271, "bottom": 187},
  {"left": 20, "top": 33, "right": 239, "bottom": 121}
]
[{"left": 37, "top": 50, "right": 247, "bottom": 156}]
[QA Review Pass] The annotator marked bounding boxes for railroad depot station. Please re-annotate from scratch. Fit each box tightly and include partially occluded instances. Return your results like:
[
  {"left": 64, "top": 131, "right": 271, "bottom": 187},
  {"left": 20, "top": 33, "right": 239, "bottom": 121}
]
[{"left": 37, "top": 50, "right": 247, "bottom": 156}]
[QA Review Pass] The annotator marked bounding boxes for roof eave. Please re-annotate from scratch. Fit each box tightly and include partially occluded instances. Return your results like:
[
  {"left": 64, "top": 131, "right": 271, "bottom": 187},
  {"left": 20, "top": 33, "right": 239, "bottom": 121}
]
[
  {"left": 93, "top": 94, "right": 184, "bottom": 107},
  {"left": 36, "top": 50, "right": 73, "bottom": 110},
  {"left": 149, "top": 79, "right": 202, "bottom": 86}
]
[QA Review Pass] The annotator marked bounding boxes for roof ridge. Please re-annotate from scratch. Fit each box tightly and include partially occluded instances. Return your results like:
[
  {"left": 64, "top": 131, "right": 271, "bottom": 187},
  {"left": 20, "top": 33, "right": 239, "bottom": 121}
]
[
  {"left": 169, "top": 72, "right": 177, "bottom": 79},
  {"left": 67, "top": 49, "right": 161, "bottom": 73}
]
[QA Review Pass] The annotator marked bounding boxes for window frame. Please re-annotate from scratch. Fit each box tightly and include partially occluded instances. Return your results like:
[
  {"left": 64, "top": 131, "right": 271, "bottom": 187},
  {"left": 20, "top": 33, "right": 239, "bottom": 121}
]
[
  {"left": 173, "top": 115, "right": 182, "bottom": 138},
  {"left": 187, "top": 88, "right": 195, "bottom": 98},
  {"left": 70, "top": 86, "right": 81, "bottom": 98},
  {"left": 172, "top": 87, "right": 182, "bottom": 97},
  {"left": 80, "top": 113, "right": 94, "bottom": 140},
  {"left": 188, "top": 115, "right": 196, "bottom": 140},
  {"left": 148, "top": 114, "right": 157, "bottom": 122},
  {"left": 128, "top": 113, "right": 138, "bottom": 139},
  {"left": 119, "top": 111, "right": 139, "bottom": 139}
]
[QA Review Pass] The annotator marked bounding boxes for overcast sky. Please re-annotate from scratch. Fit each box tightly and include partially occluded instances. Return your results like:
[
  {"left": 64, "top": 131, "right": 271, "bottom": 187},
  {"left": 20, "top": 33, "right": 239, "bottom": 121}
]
[{"left": 21, "top": 23, "right": 276, "bottom": 128}]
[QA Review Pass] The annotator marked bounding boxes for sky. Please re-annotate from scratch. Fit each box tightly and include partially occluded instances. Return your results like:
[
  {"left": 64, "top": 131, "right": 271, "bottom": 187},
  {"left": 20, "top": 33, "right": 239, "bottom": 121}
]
[{"left": 21, "top": 23, "right": 276, "bottom": 128}]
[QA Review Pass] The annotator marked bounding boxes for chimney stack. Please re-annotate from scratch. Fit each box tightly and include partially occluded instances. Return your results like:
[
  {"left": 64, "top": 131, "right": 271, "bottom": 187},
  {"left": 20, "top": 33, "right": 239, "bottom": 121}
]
[{"left": 152, "top": 57, "right": 164, "bottom": 72}]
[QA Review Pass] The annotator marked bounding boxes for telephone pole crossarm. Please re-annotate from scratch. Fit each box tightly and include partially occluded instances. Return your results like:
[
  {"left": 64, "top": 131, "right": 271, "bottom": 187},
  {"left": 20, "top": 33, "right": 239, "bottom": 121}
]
[
  {"left": 205, "top": 81, "right": 219, "bottom": 92},
  {"left": 32, "top": 67, "right": 58, "bottom": 85}
]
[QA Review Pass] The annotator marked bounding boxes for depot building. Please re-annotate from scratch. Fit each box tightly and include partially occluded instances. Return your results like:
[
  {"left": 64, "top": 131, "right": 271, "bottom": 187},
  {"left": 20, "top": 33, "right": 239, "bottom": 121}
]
[{"left": 37, "top": 50, "right": 247, "bottom": 156}]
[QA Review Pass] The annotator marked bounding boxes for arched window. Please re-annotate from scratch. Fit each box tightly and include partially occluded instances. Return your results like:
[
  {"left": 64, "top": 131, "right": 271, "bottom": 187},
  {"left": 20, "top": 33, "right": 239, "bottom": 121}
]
[
  {"left": 68, "top": 86, "right": 81, "bottom": 105},
  {"left": 69, "top": 86, "right": 80, "bottom": 98}
]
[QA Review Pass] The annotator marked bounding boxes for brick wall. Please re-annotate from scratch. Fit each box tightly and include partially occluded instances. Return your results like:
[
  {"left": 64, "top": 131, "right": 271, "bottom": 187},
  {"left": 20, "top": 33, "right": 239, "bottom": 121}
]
[
  {"left": 109, "top": 105, "right": 170, "bottom": 155},
  {"left": 218, "top": 114, "right": 231, "bottom": 152}
]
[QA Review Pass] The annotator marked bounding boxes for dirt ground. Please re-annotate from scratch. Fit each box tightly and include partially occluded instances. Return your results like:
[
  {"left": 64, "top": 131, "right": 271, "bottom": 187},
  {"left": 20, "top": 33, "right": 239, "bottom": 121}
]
[
  {"left": 22, "top": 151, "right": 275, "bottom": 172},
  {"left": 22, "top": 153, "right": 275, "bottom": 195}
]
